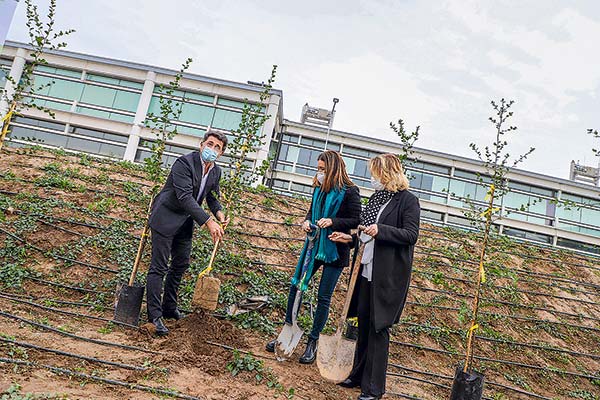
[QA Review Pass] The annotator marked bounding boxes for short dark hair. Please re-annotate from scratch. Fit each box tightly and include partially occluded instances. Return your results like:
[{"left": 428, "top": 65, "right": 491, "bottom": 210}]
[{"left": 202, "top": 130, "right": 228, "bottom": 152}]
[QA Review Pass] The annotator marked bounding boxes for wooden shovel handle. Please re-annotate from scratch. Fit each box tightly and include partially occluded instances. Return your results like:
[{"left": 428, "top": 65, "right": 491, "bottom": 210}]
[
  {"left": 198, "top": 237, "right": 221, "bottom": 278},
  {"left": 337, "top": 240, "right": 363, "bottom": 333},
  {"left": 128, "top": 194, "right": 156, "bottom": 286}
]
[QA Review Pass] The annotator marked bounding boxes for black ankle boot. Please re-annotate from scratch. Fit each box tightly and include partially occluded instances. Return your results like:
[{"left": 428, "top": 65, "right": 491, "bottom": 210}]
[
  {"left": 299, "top": 338, "right": 318, "bottom": 364},
  {"left": 265, "top": 339, "right": 277, "bottom": 353}
]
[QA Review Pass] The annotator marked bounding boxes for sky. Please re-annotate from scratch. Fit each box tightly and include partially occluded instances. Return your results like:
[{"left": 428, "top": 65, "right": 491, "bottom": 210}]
[{"left": 6, "top": 0, "right": 600, "bottom": 180}]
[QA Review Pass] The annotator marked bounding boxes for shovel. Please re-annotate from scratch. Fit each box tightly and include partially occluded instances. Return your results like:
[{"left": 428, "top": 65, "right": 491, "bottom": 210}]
[
  {"left": 192, "top": 237, "right": 222, "bottom": 311},
  {"left": 317, "top": 236, "right": 364, "bottom": 382},
  {"left": 275, "top": 224, "right": 319, "bottom": 361},
  {"left": 113, "top": 197, "right": 155, "bottom": 326}
]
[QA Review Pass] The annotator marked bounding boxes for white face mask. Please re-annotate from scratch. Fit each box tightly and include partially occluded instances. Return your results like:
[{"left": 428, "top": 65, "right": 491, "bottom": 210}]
[
  {"left": 371, "top": 177, "right": 385, "bottom": 191},
  {"left": 316, "top": 172, "right": 325, "bottom": 184}
]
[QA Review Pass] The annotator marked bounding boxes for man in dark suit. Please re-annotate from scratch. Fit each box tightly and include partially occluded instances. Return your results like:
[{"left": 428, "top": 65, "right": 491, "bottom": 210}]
[{"left": 146, "top": 130, "right": 228, "bottom": 335}]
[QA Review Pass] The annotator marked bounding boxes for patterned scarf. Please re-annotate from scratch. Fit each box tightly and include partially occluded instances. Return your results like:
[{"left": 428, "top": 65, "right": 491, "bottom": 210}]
[{"left": 360, "top": 190, "right": 395, "bottom": 227}]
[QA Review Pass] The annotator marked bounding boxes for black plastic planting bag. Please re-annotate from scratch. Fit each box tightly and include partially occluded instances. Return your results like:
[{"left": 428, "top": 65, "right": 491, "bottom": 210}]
[{"left": 450, "top": 365, "right": 484, "bottom": 400}]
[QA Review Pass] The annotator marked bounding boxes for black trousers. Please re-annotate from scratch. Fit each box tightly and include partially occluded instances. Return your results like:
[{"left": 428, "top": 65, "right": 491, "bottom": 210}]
[
  {"left": 347, "top": 276, "right": 390, "bottom": 397},
  {"left": 146, "top": 224, "right": 192, "bottom": 321}
]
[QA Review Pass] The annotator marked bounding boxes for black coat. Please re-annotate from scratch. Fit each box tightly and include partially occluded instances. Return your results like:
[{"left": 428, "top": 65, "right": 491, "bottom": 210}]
[
  {"left": 349, "top": 189, "right": 420, "bottom": 331},
  {"left": 148, "top": 151, "right": 222, "bottom": 238},
  {"left": 305, "top": 185, "right": 361, "bottom": 268}
]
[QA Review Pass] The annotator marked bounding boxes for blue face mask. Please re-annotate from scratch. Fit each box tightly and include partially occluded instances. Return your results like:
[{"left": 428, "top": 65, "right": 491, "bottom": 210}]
[{"left": 201, "top": 146, "right": 218, "bottom": 163}]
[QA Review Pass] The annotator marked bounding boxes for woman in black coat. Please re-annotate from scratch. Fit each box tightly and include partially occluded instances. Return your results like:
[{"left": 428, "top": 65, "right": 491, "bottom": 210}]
[{"left": 330, "top": 153, "right": 420, "bottom": 400}]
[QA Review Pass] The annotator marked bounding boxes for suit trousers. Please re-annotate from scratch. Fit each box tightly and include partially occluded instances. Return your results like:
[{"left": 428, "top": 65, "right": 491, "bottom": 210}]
[
  {"left": 347, "top": 276, "right": 390, "bottom": 397},
  {"left": 146, "top": 223, "right": 192, "bottom": 321}
]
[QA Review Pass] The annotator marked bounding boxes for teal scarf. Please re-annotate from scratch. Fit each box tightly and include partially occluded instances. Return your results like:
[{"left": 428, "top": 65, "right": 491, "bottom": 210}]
[{"left": 291, "top": 186, "right": 347, "bottom": 290}]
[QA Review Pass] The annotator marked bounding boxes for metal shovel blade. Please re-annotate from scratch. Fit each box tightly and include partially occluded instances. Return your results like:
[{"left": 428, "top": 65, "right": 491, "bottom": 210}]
[
  {"left": 113, "top": 283, "right": 144, "bottom": 326},
  {"left": 274, "top": 291, "right": 304, "bottom": 361},
  {"left": 317, "top": 331, "right": 357, "bottom": 382}
]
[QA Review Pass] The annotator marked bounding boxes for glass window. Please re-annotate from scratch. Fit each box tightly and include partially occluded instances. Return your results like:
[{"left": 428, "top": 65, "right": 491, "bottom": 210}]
[
  {"left": 411, "top": 161, "right": 451, "bottom": 175},
  {"left": 179, "top": 102, "right": 215, "bottom": 126},
  {"left": 290, "top": 182, "right": 314, "bottom": 195},
  {"left": 454, "top": 169, "right": 492, "bottom": 184},
  {"left": 279, "top": 144, "right": 299, "bottom": 163},
  {"left": 13, "top": 116, "right": 65, "bottom": 131},
  {"left": 35, "top": 65, "right": 82, "bottom": 78},
  {"left": 503, "top": 227, "right": 552, "bottom": 244},
  {"left": 343, "top": 156, "right": 356, "bottom": 175},
  {"left": 8, "top": 125, "right": 68, "bottom": 147},
  {"left": 212, "top": 108, "right": 242, "bottom": 130},
  {"left": 508, "top": 181, "right": 551, "bottom": 197},
  {"left": 217, "top": 98, "right": 247, "bottom": 109},
  {"left": 271, "top": 179, "right": 289, "bottom": 189},
  {"left": 186, "top": 92, "right": 214, "bottom": 103},
  {"left": 42, "top": 99, "right": 73, "bottom": 112},
  {"left": 296, "top": 147, "right": 321, "bottom": 167},
  {"left": 343, "top": 145, "right": 377, "bottom": 159},
  {"left": 75, "top": 106, "right": 110, "bottom": 120},
  {"left": 86, "top": 73, "right": 143, "bottom": 90},
  {"left": 281, "top": 133, "right": 299, "bottom": 143},
  {"left": 421, "top": 209, "right": 444, "bottom": 222},
  {"left": 42, "top": 76, "right": 84, "bottom": 101},
  {"left": 79, "top": 84, "right": 117, "bottom": 108},
  {"left": 112, "top": 90, "right": 140, "bottom": 112},
  {"left": 171, "top": 123, "right": 206, "bottom": 137},
  {"left": 556, "top": 238, "right": 600, "bottom": 255},
  {"left": 107, "top": 112, "right": 135, "bottom": 124},
  {"left": 352, "top": 158, "right": 369, "bottom": 178},
  {"left": 562, "top": 193, "right": 600, "bottom": 208}
]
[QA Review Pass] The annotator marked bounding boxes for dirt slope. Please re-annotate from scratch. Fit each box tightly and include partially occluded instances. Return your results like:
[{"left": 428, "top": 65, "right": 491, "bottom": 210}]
[{"left": 1, "top": 147, "right": 599, "bottom": 400}]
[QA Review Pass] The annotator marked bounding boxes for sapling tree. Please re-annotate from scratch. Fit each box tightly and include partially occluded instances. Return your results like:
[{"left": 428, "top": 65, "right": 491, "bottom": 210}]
[
  {"left": 0, "top": 0, "right": 74, "bottom": 151},
  {"left": 389, "top": 118, "right": 420, "bottom": 171},
  {"left": 589, "top": 128, "right": 600, "bottom": 159},
  {"left": 143, "top": 57, "right": 192, "bottom": 193},
  {"left": 459, "top": 99, "right": 535, "bottom": 374},
  {"left": 220, "top": 65, "right": 277, "bottom": 222}
]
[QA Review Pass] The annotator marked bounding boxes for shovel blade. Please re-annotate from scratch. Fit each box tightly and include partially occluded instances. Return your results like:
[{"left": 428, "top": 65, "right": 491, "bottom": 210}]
[
  {"left": 317, "top": 333, "right": 357, "bottom": 383},
  {"left": 275, "top": 323, "right": 304, "bottom": 361},
  {"left": 113, "top": 283, "right": 144, "bottom": 326},
  {"left": 192, "top": 275, "right": 221, "bottom": 311}
]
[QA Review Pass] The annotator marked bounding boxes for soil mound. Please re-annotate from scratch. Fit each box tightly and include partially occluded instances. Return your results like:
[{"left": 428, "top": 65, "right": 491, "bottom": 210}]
[{"left": 158, "top": 310, "right": 249, "bottom": 375}]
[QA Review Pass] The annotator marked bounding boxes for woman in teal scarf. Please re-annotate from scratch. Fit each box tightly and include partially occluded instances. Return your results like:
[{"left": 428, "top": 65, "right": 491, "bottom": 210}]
[{"left": 266, "top": 150, "right": 361, "bottom": 363}]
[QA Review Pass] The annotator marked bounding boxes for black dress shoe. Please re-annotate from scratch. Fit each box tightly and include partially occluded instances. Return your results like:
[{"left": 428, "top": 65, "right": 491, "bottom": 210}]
[
  {"left": 265, "top": 339, "right": 277, "bottom": 353},
  {"left": 152, "top": 317, "right": 169, "bottom": 336},
  {"left": 162, "top": 309, "right": 183, "bottom": 320},
  {"left": 298, "top": 338, "right": 318, "bottom": 364},
  {"left": 357, "top": 394, "right": 381, "bottom": 400},
  {"left": 337, "top": 378, "right": 360, "bottom": 388}
]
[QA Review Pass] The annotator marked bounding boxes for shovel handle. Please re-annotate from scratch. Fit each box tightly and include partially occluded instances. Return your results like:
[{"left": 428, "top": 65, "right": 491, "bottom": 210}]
[
  {"left": 337, "top": 241, "right": 363, "bottom": 334},
  {"left": 128, "top": 224, "right": 150, "bottom": 286},
  {"left": 198, "top": 237, "right": 221, "bottom": 278},
  {"left": 128, "top": 194, "right": 157, "bottom": 286}
]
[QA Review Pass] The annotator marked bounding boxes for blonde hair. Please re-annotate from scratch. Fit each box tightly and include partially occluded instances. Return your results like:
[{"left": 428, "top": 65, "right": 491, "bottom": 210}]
[
  {"left": 369, "top": 154, "right": 409, "bottom": 192},
  {"left": 313, "top": 150, "right": 356, "bottom": 192}
]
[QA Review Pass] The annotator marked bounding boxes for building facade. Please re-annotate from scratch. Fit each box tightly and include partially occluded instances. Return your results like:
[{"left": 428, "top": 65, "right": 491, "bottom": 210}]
[{"left": 2, "top": 42, "right": 600, "bottom": 255}]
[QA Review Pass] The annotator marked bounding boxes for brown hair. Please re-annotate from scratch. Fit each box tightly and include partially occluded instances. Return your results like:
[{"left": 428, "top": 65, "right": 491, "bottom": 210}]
[
  {"left": 369, "top": 154, "right": 409, "bottom": 192},
  {"left": 313, "top": 150, "right": 356, "bottom": 192},
  {"left": 202, "top": 129, "right": 228, "bottom": 152}
]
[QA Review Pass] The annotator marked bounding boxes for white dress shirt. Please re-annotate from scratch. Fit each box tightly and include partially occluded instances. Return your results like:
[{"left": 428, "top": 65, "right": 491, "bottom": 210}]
[
  {"left": 360, "top": 200, "right": 391, "bottom": 281},
  {"left": 196, "top": 158, "right": 214, "bottom": 202}
]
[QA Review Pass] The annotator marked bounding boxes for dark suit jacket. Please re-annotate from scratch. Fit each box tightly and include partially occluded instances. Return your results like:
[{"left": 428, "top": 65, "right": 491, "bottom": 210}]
[
  {"left": 148, "top": 151, "right": 222, "bottom": 238},
  {"left": 348, "top": 190, "right": 420, "bottom": 331},
  {"left": 305, "top": 185, "right": 361, "bottom": 268}
]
